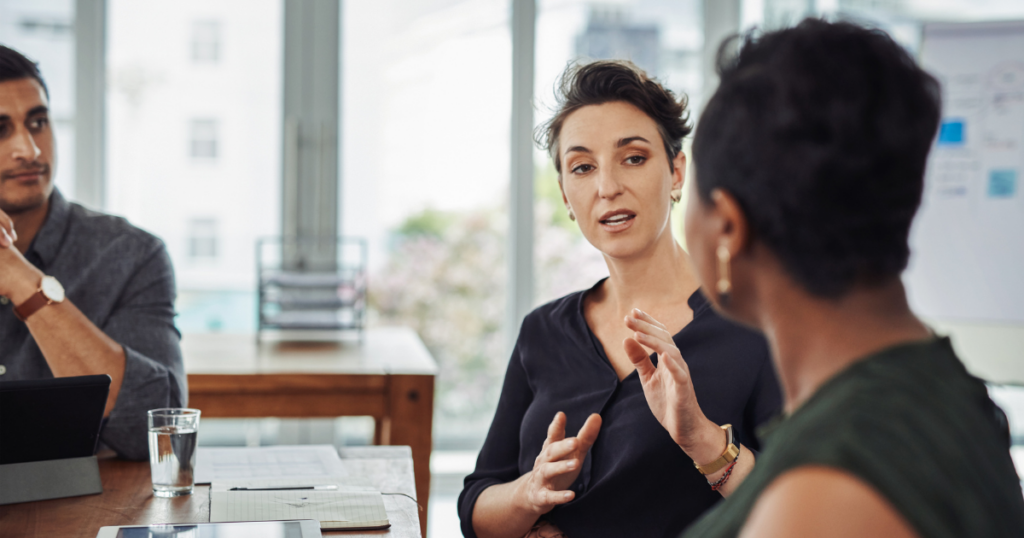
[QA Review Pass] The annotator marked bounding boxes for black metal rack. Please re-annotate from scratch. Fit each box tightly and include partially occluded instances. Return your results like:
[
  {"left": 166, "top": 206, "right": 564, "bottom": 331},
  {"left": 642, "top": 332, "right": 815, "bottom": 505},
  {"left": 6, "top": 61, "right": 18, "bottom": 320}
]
[{"left": 256, "top": 237, "right": 367, "bottom": 341}]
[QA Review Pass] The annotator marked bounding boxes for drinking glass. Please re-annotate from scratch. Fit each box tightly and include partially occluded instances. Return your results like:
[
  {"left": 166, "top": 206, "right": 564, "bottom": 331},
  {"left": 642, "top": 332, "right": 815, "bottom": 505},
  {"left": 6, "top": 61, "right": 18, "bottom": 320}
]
[{"left": 147, "top": 408, "right": 201, "bottom": 497}]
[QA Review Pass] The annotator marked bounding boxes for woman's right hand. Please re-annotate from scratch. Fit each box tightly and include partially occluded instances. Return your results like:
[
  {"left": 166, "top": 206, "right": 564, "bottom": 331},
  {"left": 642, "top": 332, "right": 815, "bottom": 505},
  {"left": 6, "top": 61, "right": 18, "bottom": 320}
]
[{"left": 515, "top": 411, "right": 602, "bottom": 516}]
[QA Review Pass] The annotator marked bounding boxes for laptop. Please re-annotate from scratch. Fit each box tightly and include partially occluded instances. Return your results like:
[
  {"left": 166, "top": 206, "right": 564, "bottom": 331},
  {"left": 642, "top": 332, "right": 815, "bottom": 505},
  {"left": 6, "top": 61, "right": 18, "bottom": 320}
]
[{"left": 0, "top": 374, "right": 110, "bottom": 465}]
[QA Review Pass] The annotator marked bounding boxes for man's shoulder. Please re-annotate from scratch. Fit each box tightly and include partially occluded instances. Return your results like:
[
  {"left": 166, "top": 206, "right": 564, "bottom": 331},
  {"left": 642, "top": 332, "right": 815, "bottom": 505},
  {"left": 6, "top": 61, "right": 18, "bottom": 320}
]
[{"left": 66, "top": 202, "right": 166, "bottom": 255}]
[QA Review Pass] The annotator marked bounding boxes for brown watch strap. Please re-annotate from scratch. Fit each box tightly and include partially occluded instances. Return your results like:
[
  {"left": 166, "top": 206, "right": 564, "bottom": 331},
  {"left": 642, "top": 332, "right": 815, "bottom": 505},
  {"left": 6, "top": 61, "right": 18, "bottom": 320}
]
[{"left": 14, "top": 290, "right": 52, "bottom": 322}]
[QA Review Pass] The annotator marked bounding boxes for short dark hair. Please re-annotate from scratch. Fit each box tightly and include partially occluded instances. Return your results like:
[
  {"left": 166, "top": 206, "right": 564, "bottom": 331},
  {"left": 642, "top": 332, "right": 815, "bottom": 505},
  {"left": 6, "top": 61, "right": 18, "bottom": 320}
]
[
  {"left": 0, "top": 45, "right": 49, "bottom": 98},
  {"left": 536, "top": 60, "right": 693, "bottom": 176},
  {"left": 692, "top": 19, "right": 941, "bottom": 298}
]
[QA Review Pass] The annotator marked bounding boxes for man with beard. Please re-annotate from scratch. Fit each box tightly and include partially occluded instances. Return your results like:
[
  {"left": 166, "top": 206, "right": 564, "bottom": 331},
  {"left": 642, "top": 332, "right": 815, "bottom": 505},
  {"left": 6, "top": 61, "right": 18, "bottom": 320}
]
[{"left": 0, "top": 45, "right": 184, "bottom": 460}]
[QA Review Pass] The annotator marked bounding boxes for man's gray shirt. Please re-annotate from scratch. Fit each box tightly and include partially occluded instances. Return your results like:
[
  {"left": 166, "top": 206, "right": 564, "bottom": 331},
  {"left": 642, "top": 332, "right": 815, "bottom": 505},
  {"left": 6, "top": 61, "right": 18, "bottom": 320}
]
[{"left": 0, "top": 189, "right": 185, "bottom": 460}]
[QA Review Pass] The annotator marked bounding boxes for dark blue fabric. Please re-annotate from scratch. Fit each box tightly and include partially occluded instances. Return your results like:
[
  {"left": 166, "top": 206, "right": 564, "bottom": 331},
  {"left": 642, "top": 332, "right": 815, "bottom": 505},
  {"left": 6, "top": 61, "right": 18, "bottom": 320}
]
[
  {"left": 458, "top": 280, "right": 782, "bottom": 538},
  {"left": 0, "top": 188, "right": 184, "bottom": 460}
]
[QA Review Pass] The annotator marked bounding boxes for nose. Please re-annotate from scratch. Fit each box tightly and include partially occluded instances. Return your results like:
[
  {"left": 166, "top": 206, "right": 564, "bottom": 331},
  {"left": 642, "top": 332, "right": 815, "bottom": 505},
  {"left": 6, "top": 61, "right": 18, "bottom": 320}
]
[
  {"left": 9, "top": 125, "right": 42, "bottom": 164},
  {"left": 595, "top": 166, "right": 625, "bottom": 200}
]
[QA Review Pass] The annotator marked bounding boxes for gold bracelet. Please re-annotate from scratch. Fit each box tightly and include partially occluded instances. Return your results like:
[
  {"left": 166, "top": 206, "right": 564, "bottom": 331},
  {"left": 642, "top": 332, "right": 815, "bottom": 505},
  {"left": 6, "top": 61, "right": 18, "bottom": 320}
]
[{"left": 694, "top": 424, "right": 740, "bottom": 476}]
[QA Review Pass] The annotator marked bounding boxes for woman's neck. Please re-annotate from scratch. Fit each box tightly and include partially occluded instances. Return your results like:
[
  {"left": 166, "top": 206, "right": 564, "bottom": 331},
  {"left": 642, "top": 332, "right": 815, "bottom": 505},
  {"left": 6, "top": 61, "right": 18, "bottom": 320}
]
[
  {"left": 599, "top": 232, "right": 698, "bottom": 318},
  {"left": 759, "top": 277, "right": 932, "bottom": 414}
]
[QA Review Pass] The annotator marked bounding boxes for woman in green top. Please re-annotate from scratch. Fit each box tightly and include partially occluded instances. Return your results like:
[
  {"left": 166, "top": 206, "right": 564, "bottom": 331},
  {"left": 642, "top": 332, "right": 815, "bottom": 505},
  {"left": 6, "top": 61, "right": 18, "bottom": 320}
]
[{"left": 619, "top": 19, "right": 1024, "bottom": 538}]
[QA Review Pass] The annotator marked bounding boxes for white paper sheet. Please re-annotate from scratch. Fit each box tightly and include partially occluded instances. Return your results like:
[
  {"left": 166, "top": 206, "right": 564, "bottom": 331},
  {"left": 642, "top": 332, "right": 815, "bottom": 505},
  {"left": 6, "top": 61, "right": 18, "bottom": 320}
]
[
  {"left": 209, "top": 476, "right": 389, "bottom": 530},
  {"left": 194, "top": 445, "right": 347, "bottom": 484}
]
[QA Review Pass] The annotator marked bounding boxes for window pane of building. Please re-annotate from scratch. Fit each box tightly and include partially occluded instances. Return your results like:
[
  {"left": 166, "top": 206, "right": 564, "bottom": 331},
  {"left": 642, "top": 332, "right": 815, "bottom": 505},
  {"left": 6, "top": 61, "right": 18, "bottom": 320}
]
[
  {"left": 341, "top": 0, "right": 510, "bottom": 445},
  {"left": 107, "top": 0, "right": 283, "bottom": 333},
  {"left": 533, "top": 0, "right": 704, "bottom": 305},
  {"left": 0, "top": 0, "right": 76, "bottom": 200},
  {"left": 189, "top": 118, "right": 219, "bottom": 159},
  {"left": 191, "top": 20, "right": 221, "bottom": 63}
]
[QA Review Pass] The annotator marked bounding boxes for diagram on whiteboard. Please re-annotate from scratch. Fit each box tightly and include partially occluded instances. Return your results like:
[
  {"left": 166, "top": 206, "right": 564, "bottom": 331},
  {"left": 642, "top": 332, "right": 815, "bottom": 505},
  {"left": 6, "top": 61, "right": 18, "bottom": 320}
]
[{"left": 907, "top": 21, "right": 1024, "bottom": 323}]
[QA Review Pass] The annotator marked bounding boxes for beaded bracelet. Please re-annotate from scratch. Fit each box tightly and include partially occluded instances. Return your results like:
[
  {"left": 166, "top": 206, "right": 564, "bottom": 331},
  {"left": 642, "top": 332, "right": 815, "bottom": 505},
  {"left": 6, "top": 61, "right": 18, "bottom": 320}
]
[{"left": 708, "top": 450, "right": 739, "bottom": 492}]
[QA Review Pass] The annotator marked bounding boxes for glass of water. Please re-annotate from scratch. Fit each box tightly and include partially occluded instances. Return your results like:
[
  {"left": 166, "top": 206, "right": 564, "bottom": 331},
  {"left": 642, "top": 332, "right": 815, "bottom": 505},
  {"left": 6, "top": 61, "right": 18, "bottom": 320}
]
[{"left": 147, "top": 408, "right": 201, "bottom": 498}]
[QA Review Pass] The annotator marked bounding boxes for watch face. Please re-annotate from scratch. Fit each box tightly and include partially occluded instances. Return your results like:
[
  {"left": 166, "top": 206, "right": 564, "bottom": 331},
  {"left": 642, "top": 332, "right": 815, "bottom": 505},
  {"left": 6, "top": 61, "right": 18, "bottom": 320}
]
[{"left": 41, "top": 276, "right": 65, "bottom": 303}]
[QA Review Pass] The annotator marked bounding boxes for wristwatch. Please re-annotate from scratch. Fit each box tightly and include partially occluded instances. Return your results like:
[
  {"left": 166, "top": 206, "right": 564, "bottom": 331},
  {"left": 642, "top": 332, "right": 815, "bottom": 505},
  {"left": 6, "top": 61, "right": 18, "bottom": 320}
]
[
  {"left": 14, "top": 275, "right": 65, "bottom": 322},
  {"left": 694, "top": 424, "right": 740, "bottom": 475}
]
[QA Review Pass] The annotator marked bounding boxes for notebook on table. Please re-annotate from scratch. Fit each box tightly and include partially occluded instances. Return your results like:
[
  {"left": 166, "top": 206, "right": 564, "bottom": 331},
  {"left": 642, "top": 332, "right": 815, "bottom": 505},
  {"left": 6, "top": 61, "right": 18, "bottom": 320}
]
[{"left": 210, "top": 477, "right": 390, "bottom": 531}]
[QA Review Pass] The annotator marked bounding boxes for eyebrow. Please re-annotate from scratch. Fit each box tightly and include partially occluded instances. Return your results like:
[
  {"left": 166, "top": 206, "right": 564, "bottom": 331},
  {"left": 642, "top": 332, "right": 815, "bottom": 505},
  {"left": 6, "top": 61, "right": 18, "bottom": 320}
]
[
  {"left": 0, "top": 105, "right": 49, "bottom": 123},
  {"left": 563, "top": 135, "right": 653, "bottom": 159},
  {"left": 563, "top": 145, "right": 591, "bottom": 157},
  {"left": 617, "top": 136, "right": 651, "bottom": 147}
]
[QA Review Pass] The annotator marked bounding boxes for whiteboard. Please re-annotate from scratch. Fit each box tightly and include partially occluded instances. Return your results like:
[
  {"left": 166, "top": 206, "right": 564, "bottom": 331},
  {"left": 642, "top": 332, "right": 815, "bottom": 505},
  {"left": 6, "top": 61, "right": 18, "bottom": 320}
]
[{"left": 906, "top": 21, "right": 1024, "bottom": 323}]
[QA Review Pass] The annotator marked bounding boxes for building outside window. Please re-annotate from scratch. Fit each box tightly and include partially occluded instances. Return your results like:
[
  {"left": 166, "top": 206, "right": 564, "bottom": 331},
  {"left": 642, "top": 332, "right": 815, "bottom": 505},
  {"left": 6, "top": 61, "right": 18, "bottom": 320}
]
[
  {"left": 188, "top": 218, "right": 218, "bottom": 259},
  {"left": 191, "top": 19, "right": 221, "bottom": 63},
  {"left": 108, "top": 0, "right": 282, "bottom": 329},
  {"left": 189, "top": 118, "right": 219, "bottom": 160},
  {"left": 0, "top": 0, "right": 76, "bottom": 200}
]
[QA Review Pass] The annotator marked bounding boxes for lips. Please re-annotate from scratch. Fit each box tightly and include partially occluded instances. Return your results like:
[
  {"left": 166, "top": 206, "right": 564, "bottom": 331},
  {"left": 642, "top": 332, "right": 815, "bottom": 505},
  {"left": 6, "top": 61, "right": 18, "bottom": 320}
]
[
  {"left": 599, "top": 209, "right": 636, "bottom": 226},
  {"left": 1, "top": 166, "right": 48, "bottom": 183}
]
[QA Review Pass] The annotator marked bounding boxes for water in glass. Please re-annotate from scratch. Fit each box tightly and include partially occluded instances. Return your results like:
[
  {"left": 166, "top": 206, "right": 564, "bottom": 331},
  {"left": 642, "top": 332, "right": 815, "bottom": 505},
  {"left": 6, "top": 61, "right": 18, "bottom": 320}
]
[{"left": 148, "top": 425, "right": 198, "bottom": 497}]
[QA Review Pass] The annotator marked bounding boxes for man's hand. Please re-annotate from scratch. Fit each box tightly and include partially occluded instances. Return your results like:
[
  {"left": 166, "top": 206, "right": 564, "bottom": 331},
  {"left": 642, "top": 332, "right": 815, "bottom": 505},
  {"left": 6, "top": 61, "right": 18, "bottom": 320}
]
[
  {"left": 0, "top": 208, "right": 42, "bottom": 304},
  {"left": 515, "top": 412, "right": 602, "bottom": 516},
  {"left": 0, "top": 208, "right": 16, "bottom": 247},
  {"left": 624, "top": 309, "right": 721, "bottom": 457}
]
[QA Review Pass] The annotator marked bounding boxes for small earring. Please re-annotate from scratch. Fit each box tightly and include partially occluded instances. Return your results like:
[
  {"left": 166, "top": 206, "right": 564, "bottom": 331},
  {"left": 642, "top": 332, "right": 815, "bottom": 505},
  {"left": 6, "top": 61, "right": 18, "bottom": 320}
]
[
  {"left": 567, "top": 207, "right": 576, "bottom": 221},
  {"left": 716, "top": 243, "right": 732, "bottom": 304},
  {"left": 670, "top": 189, "right": 682, "bottom": 204}
]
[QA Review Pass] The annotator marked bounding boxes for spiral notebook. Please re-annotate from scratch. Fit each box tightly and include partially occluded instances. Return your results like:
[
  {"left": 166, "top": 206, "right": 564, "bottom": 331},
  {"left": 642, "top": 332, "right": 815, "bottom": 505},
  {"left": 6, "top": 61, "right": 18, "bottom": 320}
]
[{"left": 210, "top": 477, "right": 390, "bottom": 531}]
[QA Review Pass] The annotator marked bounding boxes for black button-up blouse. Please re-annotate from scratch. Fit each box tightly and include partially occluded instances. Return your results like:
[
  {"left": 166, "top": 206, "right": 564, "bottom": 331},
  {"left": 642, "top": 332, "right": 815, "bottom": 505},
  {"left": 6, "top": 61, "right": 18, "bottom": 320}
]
[{"left": 458, "top": 280, "right": 782, "bottom": 538}]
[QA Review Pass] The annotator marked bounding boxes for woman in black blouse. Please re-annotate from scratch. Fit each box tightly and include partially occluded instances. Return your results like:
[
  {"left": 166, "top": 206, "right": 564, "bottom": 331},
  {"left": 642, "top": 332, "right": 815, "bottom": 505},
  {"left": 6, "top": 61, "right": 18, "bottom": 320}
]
[{"left": 457, "top": 61, "right": 782, "bottom": 538}]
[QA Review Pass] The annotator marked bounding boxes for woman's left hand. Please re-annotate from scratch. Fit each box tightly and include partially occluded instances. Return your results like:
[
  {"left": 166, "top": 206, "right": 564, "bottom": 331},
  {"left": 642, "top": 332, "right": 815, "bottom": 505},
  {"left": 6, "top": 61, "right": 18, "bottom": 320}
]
[{"left": 623, "top": 309, "right": 721, "bottom": 458}]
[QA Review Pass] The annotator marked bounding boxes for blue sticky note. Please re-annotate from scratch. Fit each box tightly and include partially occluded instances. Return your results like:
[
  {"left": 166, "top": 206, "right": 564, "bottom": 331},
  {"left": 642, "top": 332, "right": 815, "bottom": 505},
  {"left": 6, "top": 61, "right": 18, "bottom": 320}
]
[
  {"left": 988, "top": 169, "right": 1017, "bottom": 198},
  {"left": 937, "top": 119, "right": 965, "bottom": 146}
]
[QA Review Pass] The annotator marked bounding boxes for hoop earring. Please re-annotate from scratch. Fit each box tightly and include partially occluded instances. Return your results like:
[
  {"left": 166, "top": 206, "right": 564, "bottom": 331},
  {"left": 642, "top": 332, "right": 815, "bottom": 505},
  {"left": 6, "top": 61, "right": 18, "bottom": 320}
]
[
  {"left": 670, "top": 189, "right": 682, "bottom": 204},
  {"left": 716, "top": 244, "right": 732, "bottom": 305},
  {"left": 567, "top": 207, "right": 576, "bottom": 221}
]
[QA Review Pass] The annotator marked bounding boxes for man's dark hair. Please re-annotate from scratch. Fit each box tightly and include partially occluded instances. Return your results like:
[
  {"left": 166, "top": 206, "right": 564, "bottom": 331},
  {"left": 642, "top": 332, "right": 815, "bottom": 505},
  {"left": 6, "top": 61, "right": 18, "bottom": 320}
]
[
  {"left": 692, "top": 19, "right": 941, "bottom": 298},
  {"left": 0, "top": 45, "right": 49, "bottom": 97},
  {"left": 536, "top": 59, "right": 692, "bottom": 176}
]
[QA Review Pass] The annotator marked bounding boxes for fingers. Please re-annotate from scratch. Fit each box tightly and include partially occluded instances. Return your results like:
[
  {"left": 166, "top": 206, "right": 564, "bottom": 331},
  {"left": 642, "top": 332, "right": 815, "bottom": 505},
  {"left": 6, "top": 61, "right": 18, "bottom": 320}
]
[
  {"left": 545, "top": 411, "right": 566, "bottom": 446},
  {"left": 0, "top": 211, "right": 14, "bottom": 246},
  {"left": 534, "top": 487, "right": 574, "bottom": 507},
  {"left": 632, "top": 331, "right": 690, "bottom": 380},
  {"left": 631, "top": 308, "right": 667, "bottom": 331},
  {"left": 623, "top": 337, "right": 656, "bottom": 380},
  {"left": 625, "top": 311, "right": 672, "bottom": 343},
  {"left": 0, "top": 227, "right": 10, "bottom": 248},
  {"left": 537, "top": 458, "right": 579, "bottom": 480},
  {"left": 575, "top": 414, "right": 602, "bottom": 451},
  {"left": 542, "top": 437, "right": 578, "bottom": 462}
]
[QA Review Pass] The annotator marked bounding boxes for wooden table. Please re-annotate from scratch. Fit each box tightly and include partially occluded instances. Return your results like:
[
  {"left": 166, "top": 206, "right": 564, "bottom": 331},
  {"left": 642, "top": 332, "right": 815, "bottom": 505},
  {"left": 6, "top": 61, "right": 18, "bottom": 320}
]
[
  {"left": 182, "top": 327, "right": 437, "bottom": 537},
  {"left": 0, "top": 446, "right": 421, "bottom": 538}
]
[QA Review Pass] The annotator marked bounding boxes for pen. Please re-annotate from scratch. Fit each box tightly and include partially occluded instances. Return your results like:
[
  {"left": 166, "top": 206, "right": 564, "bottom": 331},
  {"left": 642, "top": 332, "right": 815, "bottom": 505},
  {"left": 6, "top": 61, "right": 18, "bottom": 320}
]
[{"left": 229, "top": 485, "right": 339, "bottom": 491}]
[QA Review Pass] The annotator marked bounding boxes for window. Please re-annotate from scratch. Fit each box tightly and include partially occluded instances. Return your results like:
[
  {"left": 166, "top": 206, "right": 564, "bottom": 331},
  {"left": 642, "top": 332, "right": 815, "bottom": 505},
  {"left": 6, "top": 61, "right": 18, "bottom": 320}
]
[
  {"left": 0, "top": 0, "right": 76, "bottom": 199},
  {"left": 191, "top": 20, "right": 221, "bottom": 63},
  {"left": 108, "top": 0, "right": 282, "bottom": 328},
  {"left": 342, "top": 0, "right": 511, "bottom": 446},
  {"left": 189, "top": 118, "right": 219, "bottom": 160},
  {"left": 188, "top": 218, "right": 218, "bottom": 259}
]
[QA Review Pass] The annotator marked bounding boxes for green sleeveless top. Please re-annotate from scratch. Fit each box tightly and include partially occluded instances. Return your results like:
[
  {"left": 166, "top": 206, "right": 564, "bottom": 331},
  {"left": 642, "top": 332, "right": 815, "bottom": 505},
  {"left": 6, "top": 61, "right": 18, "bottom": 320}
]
[{"left": 683, "top": 337, "right": 1024, "bottom": 538}]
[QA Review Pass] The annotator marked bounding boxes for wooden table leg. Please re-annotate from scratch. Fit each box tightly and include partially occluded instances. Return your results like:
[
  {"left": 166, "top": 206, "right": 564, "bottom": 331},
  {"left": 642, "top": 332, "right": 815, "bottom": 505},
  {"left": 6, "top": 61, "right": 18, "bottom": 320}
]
[{"left": 387, "top": 374, "right": 434, "bottom": 538}]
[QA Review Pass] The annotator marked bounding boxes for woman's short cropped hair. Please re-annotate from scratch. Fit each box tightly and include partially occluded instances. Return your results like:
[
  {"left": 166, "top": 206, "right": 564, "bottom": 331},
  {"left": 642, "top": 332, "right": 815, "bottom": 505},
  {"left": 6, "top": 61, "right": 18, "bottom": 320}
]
[
  {"left": 536, "top": 60, "right": 692, "bottom": 176},
  {"left": 692, "top": 19, "right": 941, "bottom": 298}
]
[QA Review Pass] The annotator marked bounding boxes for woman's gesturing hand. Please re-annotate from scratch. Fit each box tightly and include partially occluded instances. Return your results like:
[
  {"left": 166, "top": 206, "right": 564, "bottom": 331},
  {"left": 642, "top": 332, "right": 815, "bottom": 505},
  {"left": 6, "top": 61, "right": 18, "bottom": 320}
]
[
  {"left": 624, "top": 309, "right": 719, "bottom": 455},
  {"left": 516, "top": 411, "right": 602, "bottom": 516}
]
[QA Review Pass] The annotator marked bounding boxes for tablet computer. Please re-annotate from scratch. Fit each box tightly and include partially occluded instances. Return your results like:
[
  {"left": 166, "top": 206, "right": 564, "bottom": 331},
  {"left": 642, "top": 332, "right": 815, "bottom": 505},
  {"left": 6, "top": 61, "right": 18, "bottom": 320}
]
[
  {"left": 0, "top": 374, "right": 110, "bottom": 464},
  {"left": 95, "top": 520, "right": 322, "bottom": 538}
]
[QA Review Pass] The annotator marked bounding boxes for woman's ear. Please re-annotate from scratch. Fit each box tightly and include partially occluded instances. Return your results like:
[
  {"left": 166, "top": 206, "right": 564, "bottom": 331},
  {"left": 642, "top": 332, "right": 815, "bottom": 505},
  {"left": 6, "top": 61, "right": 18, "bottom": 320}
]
[
  {"left": 672, "top": 152, "right": 687, "bottom": 192},
  {"left": 710, "top": 188, "right": 750, "bottom": 256}
]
